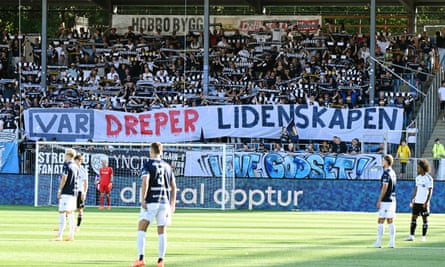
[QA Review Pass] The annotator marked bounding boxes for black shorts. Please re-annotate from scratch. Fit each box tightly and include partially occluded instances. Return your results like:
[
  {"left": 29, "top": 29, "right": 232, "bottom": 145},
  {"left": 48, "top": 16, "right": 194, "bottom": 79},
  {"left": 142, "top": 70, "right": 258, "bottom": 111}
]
[
  {"left": 76, "top": 191, "right": 85, "bottom": 209},
  {"left": 412, "top": 203, "right": 429, "bottom": 217}
]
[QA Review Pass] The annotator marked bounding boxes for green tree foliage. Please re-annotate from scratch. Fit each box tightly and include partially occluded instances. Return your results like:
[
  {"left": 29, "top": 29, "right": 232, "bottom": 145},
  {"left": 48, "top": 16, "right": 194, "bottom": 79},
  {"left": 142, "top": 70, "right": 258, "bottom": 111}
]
[
  {"left": 0, "top": 5, "right": 108, "bottom": 37},
  {"left": 1, "top": 4, "right": 445, "bottom": 36}
]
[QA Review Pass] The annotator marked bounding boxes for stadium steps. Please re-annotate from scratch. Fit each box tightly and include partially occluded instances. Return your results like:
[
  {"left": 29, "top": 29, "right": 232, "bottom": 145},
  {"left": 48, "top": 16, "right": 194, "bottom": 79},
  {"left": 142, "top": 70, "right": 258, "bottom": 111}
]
[{"left": 421, "top": 119, "right": 445, "bottom": 159}]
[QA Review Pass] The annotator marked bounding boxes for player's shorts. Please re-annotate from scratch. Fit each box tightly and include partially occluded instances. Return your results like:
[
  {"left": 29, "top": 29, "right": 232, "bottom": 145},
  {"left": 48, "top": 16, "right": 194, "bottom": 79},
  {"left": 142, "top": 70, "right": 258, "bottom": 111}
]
[
  {"left": 412, "top": 203, "right": 429, "bottom": 217},
  {"left": 139, "top": 203, "right": 172, "bottom": 226},
  {"left": 99, "top": 183, "right": 111, "bottom": 194},
  {"left": 76, "top": 191, "right": 85, "bottom": 209},
  {"left": 441, "top": 101, "right": 445, "bottom": 110},
  {"left": 59, "top": 194, "right": 76, "bottom": 212},
  {"left": 378, "top": 201, "right": 396, "bottom": 219}
]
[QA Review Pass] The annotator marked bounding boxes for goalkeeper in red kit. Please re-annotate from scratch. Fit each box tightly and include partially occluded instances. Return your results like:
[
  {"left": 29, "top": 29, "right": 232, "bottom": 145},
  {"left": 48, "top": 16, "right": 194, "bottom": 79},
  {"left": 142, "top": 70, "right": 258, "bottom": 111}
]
[{"left": 98, "top": 159, "right": 113, "bottom": 210}]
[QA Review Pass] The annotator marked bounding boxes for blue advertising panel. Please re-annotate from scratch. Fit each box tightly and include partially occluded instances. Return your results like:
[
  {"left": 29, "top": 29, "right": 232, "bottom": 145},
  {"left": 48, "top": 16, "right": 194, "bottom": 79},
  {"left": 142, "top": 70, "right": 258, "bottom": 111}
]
[{"left": 15, "top": 174, "right": 444, "bottom": 213}]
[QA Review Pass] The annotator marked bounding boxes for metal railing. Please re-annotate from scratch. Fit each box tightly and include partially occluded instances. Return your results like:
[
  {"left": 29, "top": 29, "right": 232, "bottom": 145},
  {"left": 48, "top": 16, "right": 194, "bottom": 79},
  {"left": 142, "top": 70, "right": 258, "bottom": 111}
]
[{"left": 414, "top": 57, "right": 445, "bottom": 159}]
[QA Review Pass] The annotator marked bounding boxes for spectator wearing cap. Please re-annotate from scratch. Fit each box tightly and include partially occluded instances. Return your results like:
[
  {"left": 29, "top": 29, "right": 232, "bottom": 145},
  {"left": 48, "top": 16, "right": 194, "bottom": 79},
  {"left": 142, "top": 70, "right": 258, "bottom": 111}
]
[{"left": 432, "top": 138, "right": 445, "bottom": 176}]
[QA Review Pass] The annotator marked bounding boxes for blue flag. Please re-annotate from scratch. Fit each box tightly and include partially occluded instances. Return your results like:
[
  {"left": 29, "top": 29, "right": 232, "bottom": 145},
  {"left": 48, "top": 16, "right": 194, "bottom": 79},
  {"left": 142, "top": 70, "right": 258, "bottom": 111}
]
[
  {"left": 286, "top": 119, "right": 299, "bottom": 143},
  {"left": 0, "top": 141, "right": 19, "bottom": 174}
]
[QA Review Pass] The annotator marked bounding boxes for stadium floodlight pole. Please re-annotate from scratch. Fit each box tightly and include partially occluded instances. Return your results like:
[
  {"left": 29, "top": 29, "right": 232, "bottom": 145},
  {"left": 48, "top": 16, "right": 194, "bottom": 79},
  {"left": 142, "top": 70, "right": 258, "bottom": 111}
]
[
  {"left": 203, "top": 0, "right": 210, "bottom": 96},
  {"left": 369, "top": 0, "right": 376, "bottom": 106},
  {"left": 40, "top": 0, "right": 48, "bottom": 93}
]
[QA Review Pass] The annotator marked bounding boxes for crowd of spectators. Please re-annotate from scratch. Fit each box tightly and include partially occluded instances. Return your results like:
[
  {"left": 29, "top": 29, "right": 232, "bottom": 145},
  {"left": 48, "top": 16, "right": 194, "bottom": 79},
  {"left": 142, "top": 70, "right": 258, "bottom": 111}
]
[{"left": 0, "top": 22, "right": 441, "bottom": 147}]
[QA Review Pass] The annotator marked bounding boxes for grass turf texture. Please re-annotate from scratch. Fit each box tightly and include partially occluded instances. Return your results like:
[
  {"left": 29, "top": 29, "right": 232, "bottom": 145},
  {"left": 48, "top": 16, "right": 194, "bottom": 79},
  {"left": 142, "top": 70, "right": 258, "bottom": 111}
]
[{"left": 0, "top": 206, "right": 444, "bottom": 267}]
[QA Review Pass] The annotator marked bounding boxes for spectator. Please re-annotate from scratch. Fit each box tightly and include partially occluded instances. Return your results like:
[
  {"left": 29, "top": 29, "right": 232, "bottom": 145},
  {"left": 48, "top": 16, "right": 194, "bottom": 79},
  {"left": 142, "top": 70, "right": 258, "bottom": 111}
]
[
  {"left": 305, "top": 143, "right": 316, "bottom": 153},
  {"left": 257, "top": 143, "right": 268, "bottom": 153},
  {"left": 331, "top": 136, "right": 347, "bottom": 154},
  {"left": 279, "top": 126, "right": 289, "bottom": 147},
  {"left": 406, "top": 121, "right": 418, "bottom": 157},
  {"left": 319, "top": 140, "right": 331, "bottom": 154},
  {"left": 432, "top": 138, "right": 445, "bottom": 177},
  {"left": 395, "top": 139, "right": 411, "bottom": 179},
  {"left": 349, "top": 138, "right": 361, "bottom": 154},
  {"left": 240, "top": 142, "right": 254, "bottom": 152},
  {"left": 438, "top": 80, "right": 445, "bottom": 120}
]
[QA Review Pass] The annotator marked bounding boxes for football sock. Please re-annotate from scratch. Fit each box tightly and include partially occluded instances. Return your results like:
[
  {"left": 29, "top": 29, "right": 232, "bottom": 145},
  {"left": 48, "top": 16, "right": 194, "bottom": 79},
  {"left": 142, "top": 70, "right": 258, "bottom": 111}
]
[
  {"left": 158, "top": 233, "right": 166, "bottom": 259},
  {"left": 58, "top": 213, "right": 66, "bottom": 237},
  {"left": 68, "top": 213, "right": 75, "bottom": 237},
  {"left": 377, "top": 224, "right": 384, "bottom": 237},
  {"left": 410, "top": 220, "right": 417, "bottom": 236},
  {"left": 100, "top": 196, "right": 104, "bottom": 207},
  {"left": 137, "top": 231, "right": 146, "bottom": 258},
  {"left": 388, "top": 223, "right": 396, "bottom": 244},
  {"left": 77, "top": 215, "right": 83, "bottom": 227},
  {"left": 422, "top": 223, "right": 428, "bottom": 236},
  {"left": 375, "top": 223, "right": 384, "bottom": 245},
  {"left": 106, "top": 195, "right": 111, "bottom": 206}
]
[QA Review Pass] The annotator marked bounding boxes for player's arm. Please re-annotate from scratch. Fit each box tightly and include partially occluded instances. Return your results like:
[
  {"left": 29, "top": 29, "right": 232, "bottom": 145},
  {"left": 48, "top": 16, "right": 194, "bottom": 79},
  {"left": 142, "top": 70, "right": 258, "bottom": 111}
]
[
  {"left": 83, "top": 171, "right": 89, "bottom": 200},
  {"left": 409, "top": 186, "right": 417, "bottom": 207},
  {"left": 140, "top": 174, "right": 149, "bottom": 209},
  {"left": 58, "top": 174, "right": 68, "bottom": 199},
  {"left": 170, "top": 174, "right": 177, "bottom": 213},
  {"left": 376, "top": 182, "right": 388, "bottom": 209},
  {"left": 98, "top": 168, "right": 102, "bottom": 185},
  {"left": 424, "top": 187, "right": 433, "bottom": 208},
  {"left": 108, "top": 168, "right": 114, "bottom": 190}
]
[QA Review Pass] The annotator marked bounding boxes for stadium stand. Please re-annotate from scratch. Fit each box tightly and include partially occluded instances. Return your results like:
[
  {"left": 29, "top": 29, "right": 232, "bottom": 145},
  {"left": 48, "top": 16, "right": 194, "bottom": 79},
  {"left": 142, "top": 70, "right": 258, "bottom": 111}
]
[{"left": 0, "top": 23, "right": 437, "bottom": 150}]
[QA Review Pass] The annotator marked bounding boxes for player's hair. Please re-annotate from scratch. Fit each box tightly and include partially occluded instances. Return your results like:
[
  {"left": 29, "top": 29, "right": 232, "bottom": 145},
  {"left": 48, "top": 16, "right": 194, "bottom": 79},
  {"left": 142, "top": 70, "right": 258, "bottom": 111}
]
[
  {"left": 383, "top": 154, "right": 394, "bottom": 166},
  {"left": 151, "top": 142, "right": 163, "bottom": 155},
  {"left": 418, "top": 158, "right": 431, "bottom": 173},
  {"left": 65, "top": 148, "right": 76, "bottom": 158},
  {"left": 74, "top": 154, "right": 83, "bottom": 161}
]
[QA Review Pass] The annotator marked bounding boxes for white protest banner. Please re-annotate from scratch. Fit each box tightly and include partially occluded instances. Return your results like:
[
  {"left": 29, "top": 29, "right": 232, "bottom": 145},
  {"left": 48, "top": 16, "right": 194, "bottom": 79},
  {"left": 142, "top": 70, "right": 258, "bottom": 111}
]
[{"left": 24, "top": 105, "right": 404, "bottom": 143}]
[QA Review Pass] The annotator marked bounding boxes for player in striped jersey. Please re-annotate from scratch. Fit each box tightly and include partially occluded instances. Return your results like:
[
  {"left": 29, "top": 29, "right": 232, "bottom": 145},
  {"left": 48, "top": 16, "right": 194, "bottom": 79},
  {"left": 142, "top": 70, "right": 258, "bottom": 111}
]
[
  {"left": 404, "top": 159, "right": 434, "bottom": 242},
  {"left": 74, "top": 154, "right": 88, "bottom": 232}
]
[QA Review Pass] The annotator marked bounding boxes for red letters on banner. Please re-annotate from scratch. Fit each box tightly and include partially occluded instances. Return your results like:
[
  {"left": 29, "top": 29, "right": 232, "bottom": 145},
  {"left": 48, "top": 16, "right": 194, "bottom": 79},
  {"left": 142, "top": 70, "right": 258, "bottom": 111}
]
[{"left": 106, "top": 109, "right": 199, "bottom": 137}]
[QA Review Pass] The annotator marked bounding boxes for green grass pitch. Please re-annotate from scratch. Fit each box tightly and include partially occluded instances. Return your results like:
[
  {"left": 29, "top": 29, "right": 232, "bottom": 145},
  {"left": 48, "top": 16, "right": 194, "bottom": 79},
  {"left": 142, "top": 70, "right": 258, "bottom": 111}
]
[{"left": 0, "top": 205, "right": 444, "bottom": 267}]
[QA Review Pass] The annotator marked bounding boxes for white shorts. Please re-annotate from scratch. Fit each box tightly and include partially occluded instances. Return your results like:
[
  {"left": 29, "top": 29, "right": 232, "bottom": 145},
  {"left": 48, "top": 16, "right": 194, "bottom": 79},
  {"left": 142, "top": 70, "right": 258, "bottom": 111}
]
[
  {"left": 58, "top": 194, "right": 76, "bottom": 212},
  {"left": 139, "top": 203, "right": 172, "bottom": 226},
  {"left": 378, "top": 201, "right": 396, "bottom": 219}
]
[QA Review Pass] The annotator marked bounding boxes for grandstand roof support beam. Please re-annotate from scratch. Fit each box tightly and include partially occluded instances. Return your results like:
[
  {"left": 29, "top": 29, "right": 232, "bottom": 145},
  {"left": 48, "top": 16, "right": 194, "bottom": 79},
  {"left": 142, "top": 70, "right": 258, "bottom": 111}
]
[
  {"left": 398, "top": 0, "right": 414, "bottom": 11},
  {"left": 245, "top": 0, "right": 263, "bottom": 14},
  {"left": 91, "top": 0, "right": 111, "bottom": 10},
  {"left": 399, "top": 0, "right": 416, "bottom": 33}
]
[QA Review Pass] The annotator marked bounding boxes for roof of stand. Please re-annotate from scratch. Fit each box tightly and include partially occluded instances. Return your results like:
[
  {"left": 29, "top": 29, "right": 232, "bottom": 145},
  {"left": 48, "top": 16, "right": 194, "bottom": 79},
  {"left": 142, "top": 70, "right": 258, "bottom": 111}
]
[{"left": 2, "top": 0, "right": 444, "bottom": 14}]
